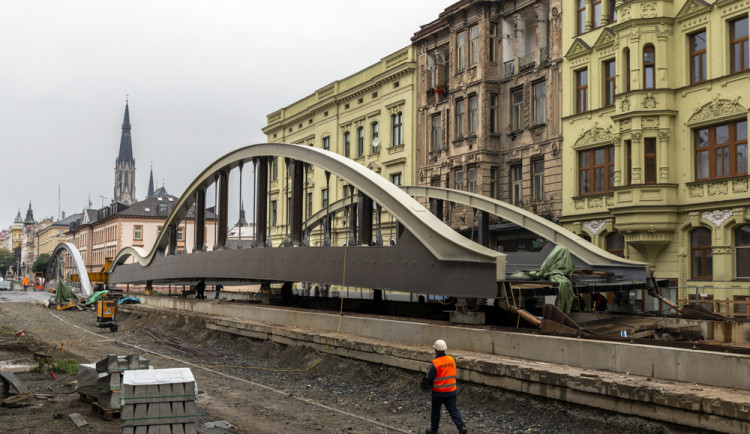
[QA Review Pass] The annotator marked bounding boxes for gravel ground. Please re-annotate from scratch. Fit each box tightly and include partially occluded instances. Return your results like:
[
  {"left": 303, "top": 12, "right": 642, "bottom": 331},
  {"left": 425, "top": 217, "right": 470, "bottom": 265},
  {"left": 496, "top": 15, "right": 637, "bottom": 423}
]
[{"left": 0, "top": 297, "right": 714, "bottom": 433}]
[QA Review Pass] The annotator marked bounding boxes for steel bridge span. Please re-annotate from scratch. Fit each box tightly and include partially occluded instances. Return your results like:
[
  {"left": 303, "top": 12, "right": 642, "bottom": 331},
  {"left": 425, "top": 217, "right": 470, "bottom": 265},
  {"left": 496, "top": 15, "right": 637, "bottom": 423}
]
[{"left": 107, "top": 143, "right": 646, "bottom": 298}]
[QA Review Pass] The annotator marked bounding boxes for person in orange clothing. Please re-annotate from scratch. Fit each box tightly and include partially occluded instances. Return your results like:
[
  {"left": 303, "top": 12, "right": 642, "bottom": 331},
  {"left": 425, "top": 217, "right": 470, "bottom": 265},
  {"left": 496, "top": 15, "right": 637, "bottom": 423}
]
[
  {"left": 22, "top": 276, "right": 29, "bottom": 291},
  {"left": 420, "top": 339, "right": 468, "bottom": 434}
]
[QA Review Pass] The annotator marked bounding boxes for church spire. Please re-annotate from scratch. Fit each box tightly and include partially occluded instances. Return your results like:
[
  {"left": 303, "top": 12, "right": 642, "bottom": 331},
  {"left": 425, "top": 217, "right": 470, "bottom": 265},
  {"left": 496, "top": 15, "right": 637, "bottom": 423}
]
[
  {"left": 147, "top": 163, "right": 155, "bottom": 198},
  {"left": 114, "top": 97, "right": 136, "bottom": 205},
  {"left": 117, "top": 99, "right": 134, "bottom": 162}
]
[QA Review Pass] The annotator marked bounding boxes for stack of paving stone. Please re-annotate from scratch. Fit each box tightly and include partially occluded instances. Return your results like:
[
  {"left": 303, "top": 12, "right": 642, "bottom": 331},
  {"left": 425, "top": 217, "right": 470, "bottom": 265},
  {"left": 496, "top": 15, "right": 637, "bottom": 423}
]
[
  {"left": 96, "top": 354, "right": 150, "bottom": 410},
  {"left": 121, "top": 367, "right": 198, "bottom": 434}
]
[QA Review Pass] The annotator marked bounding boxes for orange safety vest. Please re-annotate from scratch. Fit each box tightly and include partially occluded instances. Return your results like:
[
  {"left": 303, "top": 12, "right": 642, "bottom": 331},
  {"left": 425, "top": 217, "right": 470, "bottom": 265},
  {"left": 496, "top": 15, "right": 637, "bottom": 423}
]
[
  {"left": 23, "top": 277, "right": 29, "bottom": 286},
  {"left": 431, "top": 354, "right": 457, "bottom": 393}
]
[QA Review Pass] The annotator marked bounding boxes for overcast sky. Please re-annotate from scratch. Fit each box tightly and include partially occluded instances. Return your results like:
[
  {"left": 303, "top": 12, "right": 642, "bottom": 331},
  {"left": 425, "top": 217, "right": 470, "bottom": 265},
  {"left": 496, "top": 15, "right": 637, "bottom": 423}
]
[{"left": 1, "top": 0, "right": 446, "bottom": 229}]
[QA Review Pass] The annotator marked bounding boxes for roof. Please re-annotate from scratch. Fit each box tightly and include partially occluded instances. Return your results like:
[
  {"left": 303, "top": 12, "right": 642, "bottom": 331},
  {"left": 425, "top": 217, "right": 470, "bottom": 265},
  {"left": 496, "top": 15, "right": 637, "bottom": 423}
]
[
  {"left": 53, "top": 213, "right": 82, "bottom": 227},
  {"left": 117, "top": 102, "right": 134, "bottom": 162},
  {"left": 118, "top": 195, "right": 179, "bottom": 217}
]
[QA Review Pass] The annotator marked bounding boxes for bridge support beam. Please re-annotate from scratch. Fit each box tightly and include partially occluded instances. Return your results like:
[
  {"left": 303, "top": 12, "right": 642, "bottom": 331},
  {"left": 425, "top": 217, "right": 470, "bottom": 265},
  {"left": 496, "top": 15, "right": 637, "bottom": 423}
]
[
  {"left": 478, "top": 210, "right": 490, "bottom": 247},
  {"left": 194, "top": 188, "right": 206, "bottom": 252},
  {"left": 254, "top": 157, "right": 268, "bottom": 248},
  {"left": 347, "top": 187, "right": 357, "bottom": 246},
  {"left": 217, "top": 170, "right": 229, "bottom": 249},
  {"left": 290, "top": 160, "right": 304, "bottom": 246},
  {"left": 358, "top": 194, "right": 373, "bottom": 246},
  {"left": 167, "top": 225, "right": 177, "bottom": 255},
  {"left": 324, "top": 171, "right": 331, "bottom": 246}
]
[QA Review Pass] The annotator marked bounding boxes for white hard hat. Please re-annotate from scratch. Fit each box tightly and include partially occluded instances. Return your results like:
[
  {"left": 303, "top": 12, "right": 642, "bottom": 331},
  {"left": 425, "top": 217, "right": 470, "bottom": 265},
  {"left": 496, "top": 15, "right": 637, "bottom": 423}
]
[{"left": 433, "top": 339, "right": 447, "bottom": 351}]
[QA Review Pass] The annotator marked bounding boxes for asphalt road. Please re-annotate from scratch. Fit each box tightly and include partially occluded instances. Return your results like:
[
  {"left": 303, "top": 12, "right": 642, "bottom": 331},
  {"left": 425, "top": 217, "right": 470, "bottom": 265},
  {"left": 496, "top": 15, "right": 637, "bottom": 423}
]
[{"left": 0, "top": 289, "right": 50, "bottom": 303}]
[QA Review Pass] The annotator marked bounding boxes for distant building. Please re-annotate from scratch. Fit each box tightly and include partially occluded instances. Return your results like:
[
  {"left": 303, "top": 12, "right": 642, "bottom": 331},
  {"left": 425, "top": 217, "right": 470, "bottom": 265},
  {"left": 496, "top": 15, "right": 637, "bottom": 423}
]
[
  {"left": 262, "top": 46, "right": 417, "bottom": 246},
  {"left": 66, "top": 192, "right": 217, "bottom": 274},
  {"left": 227, "top": 207, "right": 255, "bottom": 248},
  {"left": 114, "top": 101, "right": 136, "bottom": 205}
]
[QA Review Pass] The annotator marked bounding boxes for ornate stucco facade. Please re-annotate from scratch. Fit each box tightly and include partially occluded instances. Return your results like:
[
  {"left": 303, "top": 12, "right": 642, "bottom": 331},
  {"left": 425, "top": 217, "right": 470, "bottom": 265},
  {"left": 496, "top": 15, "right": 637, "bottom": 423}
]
[
  {"left": 561, "top": 0, "right": 750, "bottom": 314},
  {"left": 412, "top": 0, "right": 563, "bottom": 250},
  {"left": 262, "top": 46, "right": 416, "bottom": 247}
]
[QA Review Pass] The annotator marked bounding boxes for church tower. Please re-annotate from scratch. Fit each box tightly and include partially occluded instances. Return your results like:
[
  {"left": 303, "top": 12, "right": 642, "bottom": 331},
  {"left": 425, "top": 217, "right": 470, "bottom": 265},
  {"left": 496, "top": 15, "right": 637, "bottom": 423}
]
[{"left": 114, "top": 100, "right": 136, "bottom": 205}]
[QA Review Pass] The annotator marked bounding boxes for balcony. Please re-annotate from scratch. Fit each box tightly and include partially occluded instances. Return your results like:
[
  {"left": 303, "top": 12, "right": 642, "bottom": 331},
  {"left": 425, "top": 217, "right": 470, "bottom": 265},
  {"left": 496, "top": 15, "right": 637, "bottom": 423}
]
[{"left": 519, "top": 52, "right": 536, "bottom": 72}]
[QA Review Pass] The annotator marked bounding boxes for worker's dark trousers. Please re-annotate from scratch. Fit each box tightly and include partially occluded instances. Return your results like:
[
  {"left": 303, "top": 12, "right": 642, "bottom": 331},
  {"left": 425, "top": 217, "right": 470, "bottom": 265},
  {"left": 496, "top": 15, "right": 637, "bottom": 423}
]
[{"left": 431, "top": 395, "right": 465, "bottom": 432}]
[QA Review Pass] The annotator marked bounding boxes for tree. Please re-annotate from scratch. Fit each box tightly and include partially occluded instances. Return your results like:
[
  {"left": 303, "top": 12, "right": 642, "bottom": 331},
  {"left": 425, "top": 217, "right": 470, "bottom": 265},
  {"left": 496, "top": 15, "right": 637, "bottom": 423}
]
[
  {"left": 0, "top": 249, "right": 16, "bottom": 276},
  {"left": 32, "top": 253, "right": 50, "bottom": 274}
]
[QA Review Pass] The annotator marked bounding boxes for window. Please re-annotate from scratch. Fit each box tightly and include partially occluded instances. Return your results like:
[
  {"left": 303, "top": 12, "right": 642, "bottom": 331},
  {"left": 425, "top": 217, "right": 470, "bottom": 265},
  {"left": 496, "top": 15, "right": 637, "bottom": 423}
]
[
  {"left": 689, "top": 31, "right": 707, "bottom": 84},
  {"left": 532, "top": 159, "right": 544, "bottom": 202},
  {"left": 271, "top": 201, "right": 277, "bottom": 227},
  {"left": 489, "top": 23, "right": 497, "bottom": 62},
  {"left": 694, "top": 120, "right": 748, "bottom": 180},
  {"left": 133, "top": 225, "right": 142, "bottom": 241},
  {"left": 344, "top": 131, "right": 351, "bottom": 157},
  {"left": 644, "top": 138, "right": 657, "bottom": 184},
  {"left": 177, "top": 227, "right": 184, "bottom": 241},
  {"left": 625, "top": 48, "right": 631, "bottom": 91},
  {"left": 533, "top": 82, "right": 546, "bottom": 125},
  {"left": 457, "top": 32, "right": 466, "bottom": 71},
  {"left": 736, "top": 225, "right": 750, "bottom": 278},
  {"left": 456, "top": 100, "right": 465, "bottom": 138},
  {"left": 510, "top": 164, "right": 522, "bottom": 206},
  {"left": 579, "top": 145, "right": 615, "bottom": 195},
  {"left": 626, "top": 140, "right": 632, "bottom": 185},
  {"left": 577, "top": 0, "right": 586, "bottom": 35},
  {"left": 455, "top": 170, "right": 465, "bottom": 191},
  {"left": 644, "top": 45, "right": 655, "bottom": 89},
  {"left": 467, "top": 167, "right": 477, "bottom": 193},
  {"left": 592, "top": 0, "right": 602, "bottom": 29},
  {"left": 321, "top": 189, "right": 329, "bottom": 209},
  {"left": 469, "top": 96, "right": 478, "bottom": 134},
  {"left": 490, "top": 167, "right": 498, "bottom": 198},
  {"left": 306, "top": 192, "right": 313, "bottom": 218},
  {"left": 606, "top": 232, "right": 625, "bottom": 257},
  {"left": 391, "top": 112, "right": 403, "bottom": 146},
  {"left": 691, "top": 227, "right": 712, "bottom": 279},
  {"left": 512, "top": 89, "right": 524, "bottom": 131},
  {"left": 371, "top": 122, "right": 379, "bottom": 153},
  {"left": 391, "top": 173, "right": 402, "bottom": 186},
  {"left": 469, "top": 25, "right": 479, "bottom": 66},
  {"left": 731, "top": 17, "right": 749, "bottom": 73},
  {"left": 271, "top": 157, "right": 278, "bottom": 180},
  {"left": 432, "top": 114, "right": 443, "bottom": 151},
  {"left": 604, "top": 60, "right": 616, "bottom": 107},
  {"left": 577, "top": 69, "right": 588, "bottom": 113},
  {"left": 322, "top": 136, "right": 330, "bottom": 151},
  {"left": 357, "top": 127, "right": 364, "bottom": 157},
  {"left": 608, "top": 0, "right": 617, "bottom": 22},
  {"left": 490, "top": 94, "right": 499, "bottom": 133}
]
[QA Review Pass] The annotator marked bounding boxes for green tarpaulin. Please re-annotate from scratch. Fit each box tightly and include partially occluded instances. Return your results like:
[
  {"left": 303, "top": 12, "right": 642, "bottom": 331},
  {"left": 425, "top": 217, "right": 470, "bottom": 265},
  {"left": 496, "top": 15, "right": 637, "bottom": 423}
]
[
  {"left": 88, "top": 290, "right": 109, "bottom": 305},
  {"left": 511, "top": 245, "right": 576, "bottom": 315},
  {"left": 54, "top": 280, "right": 77, "bottom": 303}
]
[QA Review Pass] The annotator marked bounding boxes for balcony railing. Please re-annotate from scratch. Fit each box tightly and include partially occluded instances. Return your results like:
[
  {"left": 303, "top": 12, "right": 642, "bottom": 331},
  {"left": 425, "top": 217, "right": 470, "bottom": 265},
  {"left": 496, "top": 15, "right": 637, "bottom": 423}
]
[
  {"left": 504, "top": 60, "right": 515, "bottom": 78},
  {"left": 519, "top": 52, "right": 536, "bottom": 72}
]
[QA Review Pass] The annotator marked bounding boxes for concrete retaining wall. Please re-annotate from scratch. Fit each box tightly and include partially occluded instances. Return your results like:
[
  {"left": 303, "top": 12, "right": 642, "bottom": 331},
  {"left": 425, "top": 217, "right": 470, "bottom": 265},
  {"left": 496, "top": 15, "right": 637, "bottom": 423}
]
[{"left": 138, "top": 296, "right": 750, "bottom": 390}]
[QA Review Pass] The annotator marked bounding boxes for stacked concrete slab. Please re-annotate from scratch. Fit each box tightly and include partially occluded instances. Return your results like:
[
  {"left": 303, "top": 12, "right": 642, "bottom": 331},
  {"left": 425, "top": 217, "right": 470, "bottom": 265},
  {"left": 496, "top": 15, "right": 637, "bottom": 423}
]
[
  {"left": 121, "top": 368, "right": 198, "bottom": 434},
  {"left": 77, "top": 354, "right": 149, "bottom": 410}
]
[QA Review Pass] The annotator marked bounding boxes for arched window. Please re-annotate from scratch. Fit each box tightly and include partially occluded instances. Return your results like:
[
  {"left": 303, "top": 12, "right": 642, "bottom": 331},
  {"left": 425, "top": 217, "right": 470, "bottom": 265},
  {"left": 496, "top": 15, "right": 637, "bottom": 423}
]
[
  {"left": 606, "top": 232, "right": 625, "bottom": 257},
  {"left": 643, "top": 45, "right": 655, "bottom": 89},
  {"left": 736, "top": 224, "right": 750, "bottom": 278},
  {"left": 691, "top": 227, "right": 712, "bottom": 279},
  {"left": 343, "top": 131, "right": 350, "bottom": 158},
  {"left": 371, "top": 122, "right": 379, "bottom": 153},
  {"left": 356, "top": 126, "right": 364, "bottom": 157},
  {"left": 391, "top": 112, "right": 403, "bottom": 146}
]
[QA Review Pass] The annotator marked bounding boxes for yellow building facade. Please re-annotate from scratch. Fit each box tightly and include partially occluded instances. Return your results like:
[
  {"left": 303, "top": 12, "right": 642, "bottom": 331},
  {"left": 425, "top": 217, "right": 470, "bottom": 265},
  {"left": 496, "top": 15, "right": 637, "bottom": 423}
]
[
  {"left": 262, "top": 46, "right": 416, "bottom": 247},
  {"left": 560, "top": 0, "right": 750, "bottom": 315}
]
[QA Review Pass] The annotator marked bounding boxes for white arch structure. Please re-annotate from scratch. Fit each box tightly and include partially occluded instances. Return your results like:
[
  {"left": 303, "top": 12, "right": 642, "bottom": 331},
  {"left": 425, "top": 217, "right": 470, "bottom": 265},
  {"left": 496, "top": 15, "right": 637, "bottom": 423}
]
[{"left": 47, "top": 242, "right": 94, "bottom": 297}]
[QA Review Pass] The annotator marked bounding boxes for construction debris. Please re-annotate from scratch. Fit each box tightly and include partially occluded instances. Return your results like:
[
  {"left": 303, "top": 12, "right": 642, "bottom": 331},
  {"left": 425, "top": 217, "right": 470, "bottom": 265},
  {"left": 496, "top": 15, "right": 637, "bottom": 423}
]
[
  {"left": 69, "top": 412, "right": 88, "bottom": 427},
  {"left": 77, "top": 354, "right": 150, "bottom": 411},
  {"left": 121, "top": 368, "right": 199, "bottom": 434},
  {"left": 144, "top": 324, "right": 221, "bottom": 357}
]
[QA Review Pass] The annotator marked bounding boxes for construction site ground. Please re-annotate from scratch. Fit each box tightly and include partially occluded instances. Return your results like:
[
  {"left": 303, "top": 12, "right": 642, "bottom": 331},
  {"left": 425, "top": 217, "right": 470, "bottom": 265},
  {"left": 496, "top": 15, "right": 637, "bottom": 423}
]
[{"left": 0, "top": 298, "right": 720, "bottom": 433}]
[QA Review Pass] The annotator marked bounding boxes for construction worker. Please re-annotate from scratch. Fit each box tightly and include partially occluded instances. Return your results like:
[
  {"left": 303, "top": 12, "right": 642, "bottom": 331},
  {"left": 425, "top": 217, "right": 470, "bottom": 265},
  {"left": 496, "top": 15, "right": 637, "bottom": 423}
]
[
  {"left": 421, "top": 339, "right": 468, "bottom": 434},
  {"left": 22, "top": 276, "right": 29, "bottom": 291}
]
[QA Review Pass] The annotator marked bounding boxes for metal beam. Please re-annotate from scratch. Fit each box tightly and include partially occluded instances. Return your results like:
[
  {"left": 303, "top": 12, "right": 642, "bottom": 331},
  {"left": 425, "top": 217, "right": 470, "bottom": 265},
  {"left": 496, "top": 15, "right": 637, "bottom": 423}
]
[
  {"left": 217, "top": 170, "right": 229, "bottom": 249},
  {"left": 290, "top": 160, "right": 304, "bottom": 246},
  {"left": 194, "top": 188, "right": 205, "bottom": 252},
  {"left": 254, "top": 157, "right": 268, "bottom": 248}
]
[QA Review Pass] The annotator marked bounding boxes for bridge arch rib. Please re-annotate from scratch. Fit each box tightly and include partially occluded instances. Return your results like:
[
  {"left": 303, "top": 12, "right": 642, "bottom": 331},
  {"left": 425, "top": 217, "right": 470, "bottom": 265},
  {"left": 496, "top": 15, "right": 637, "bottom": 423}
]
[
  {"left": 108, "top": 143, "right": 506, "bottom": 298},
  {"left": 46, "top": 242, "right": 94, "bottom": 297}
]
